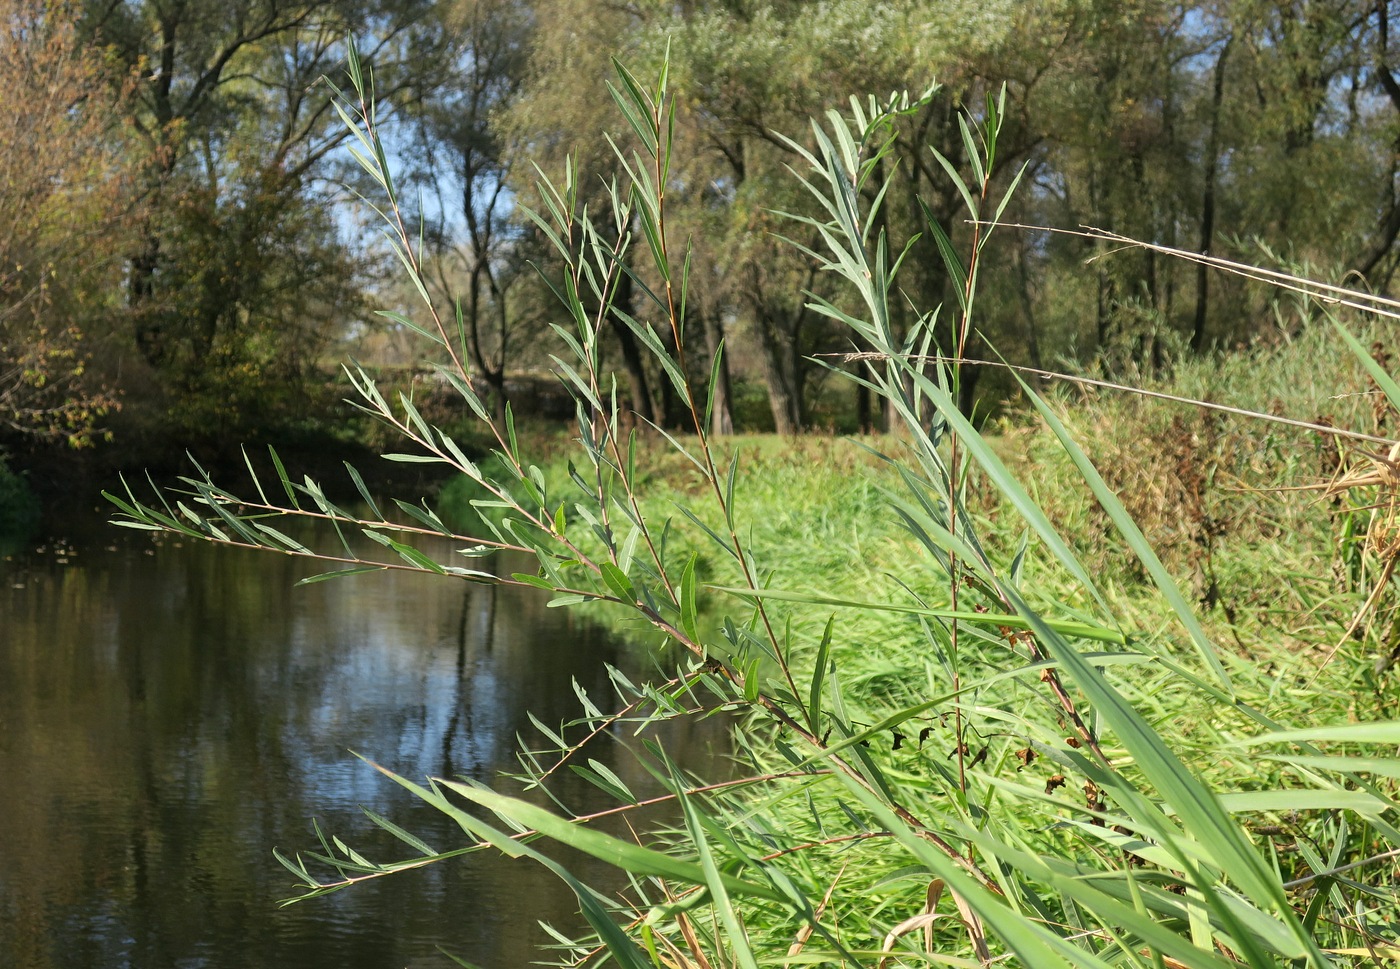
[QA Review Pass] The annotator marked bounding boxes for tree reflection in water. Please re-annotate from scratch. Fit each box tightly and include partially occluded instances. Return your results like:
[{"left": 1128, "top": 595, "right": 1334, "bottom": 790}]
[{"left": 0, "top": 523, "right": 726, "bottom": 969}]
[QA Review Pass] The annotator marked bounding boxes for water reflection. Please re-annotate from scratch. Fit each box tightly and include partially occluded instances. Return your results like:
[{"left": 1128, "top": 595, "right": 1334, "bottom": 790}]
[{"left": 0, "top": 525, "right": 723, "bottom": 969}]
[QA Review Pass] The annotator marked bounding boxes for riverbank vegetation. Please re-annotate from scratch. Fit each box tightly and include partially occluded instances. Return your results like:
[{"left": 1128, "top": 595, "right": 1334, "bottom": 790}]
[
  {"left": 107, "top": 42, "right": 1400, "bottom": 968},
  {"left": 11, "top": 1, "right": 1400, "bottom": 493}
]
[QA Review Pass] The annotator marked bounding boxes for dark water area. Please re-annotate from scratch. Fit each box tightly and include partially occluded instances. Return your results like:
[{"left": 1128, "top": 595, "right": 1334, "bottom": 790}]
[{"left": 0, "top": 517, "right": 724, "bottom": 968}]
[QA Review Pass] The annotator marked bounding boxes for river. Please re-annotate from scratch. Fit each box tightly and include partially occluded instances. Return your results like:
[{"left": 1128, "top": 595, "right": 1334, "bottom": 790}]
[{"left": 0, "top": 516, "right": 721, "bottom": 968}]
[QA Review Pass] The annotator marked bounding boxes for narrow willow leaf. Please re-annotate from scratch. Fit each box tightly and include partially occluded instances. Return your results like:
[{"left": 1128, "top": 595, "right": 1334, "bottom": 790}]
[
  {"left": 1333, "top": 318, "right": 1400, "bottom": 415},
  {"left": 929, "top": 147, "right": 977, "bottom": 222},
  {"left": 367, "top": 761, "right": 654, "bottom": 968},
  {"left": 362, "top": 809, "right": 438, "bottom": 856},
  {"left": 999, "top": 584, "right": 1327, "bottom": 964},
  {"left": 599, "top": 562, "right": 634, "bottom": 602},
  {"left": 344, "top": 463, "right": 382, "bottom": 519},
  {"left": 362, "top": 529, "right": 444, "bottom": 573},
  {"left": 375, "top": 309, "right": 446, "bottom": 347},
  {"left": 249, "top": 522, "right": 310, "bottom": 554},
  {"left": 675, "top": 505, "right": 737, "bottom": 561},
  {"left": 239, "top": 447, "right": 270, "bottom": 506},
  {"left": 438, "top": 781, "right": 783, "bottom": 901},
  {"left": 295, "top": 566, "right": 387, "bottom": 586},
  {"left": 392, "top": 499, "right": 453, "bottom": 536},
  {"left": 1012, "top": 369, "right": 1230, "bottom": 689},
  {"left": 1231, "top": 722, "right": 1400, "bottom": 746},
  {"left": 679, "top": 553, "right": 699, "bottom": 643},
  {"left": 919, "top": 197, "right": 968, "bottom": 310},
  {"left": 704, "top": 337, "right": 724, "bottom": 431},
  {"left": 709, "top": 585, "right": 1128, "bottom": 645},
  {"left": 633, "top": 187, "right": 670, "bottom": 281},
  {"left": 675, "top": 784, "right": 761, "bottom": 969},
  {"left": 807, "top": 616, "right": 835, "bottom": 734},
  {"left": 957, "top": 114, "right": 986, "bottom": 187},
  {"left": 571, "top": 760, "right": 637, "bottom": 805},
  {"left": 268, "top": 447, "right": 300, "bottom": 509},
  {"left": 605, "top": 77, "right": 657, "bottom": 157}
]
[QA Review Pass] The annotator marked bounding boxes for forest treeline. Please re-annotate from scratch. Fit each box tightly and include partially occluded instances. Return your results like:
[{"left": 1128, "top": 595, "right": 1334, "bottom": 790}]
[{"left": 4, "top": 0, "right": 1400, "bottom": 459}]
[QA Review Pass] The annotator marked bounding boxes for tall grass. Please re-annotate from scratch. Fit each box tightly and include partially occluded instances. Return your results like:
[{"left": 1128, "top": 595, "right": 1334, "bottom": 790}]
[{"left": 108, "top": 49, "right": 1400, "bottom": 967}]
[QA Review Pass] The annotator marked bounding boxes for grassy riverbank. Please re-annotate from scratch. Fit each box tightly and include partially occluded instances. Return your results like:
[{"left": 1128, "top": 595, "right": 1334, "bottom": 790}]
[
  {"left": 441, "top": 316, "right": 1390, "bottom": 692},
  {"left": 429, "top": 317, "right": 1400, "bottom": 958}
]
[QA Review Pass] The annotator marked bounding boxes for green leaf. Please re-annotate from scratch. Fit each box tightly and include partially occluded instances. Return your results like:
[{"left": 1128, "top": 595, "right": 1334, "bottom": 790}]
[
  {"left": 919, "top": 197, "right": 968, "bottom": 311},
  {"left": 599, "top": 562, "right": 635, "bottom": 602},
  {"left": 999, "top": 584, "right": 1327, "bottom": 964},
  {"left": 1213, "top": 790, "right": 1390, "bottom": 815},
  {"left": 675, "top": 782, "right": 761, "bottom": 969},
  {"left": 1334, "top": 318, "right": 1400, "bottom": 415},
  {"left": 437, "top": 781, "right": 783, "bottom": 902},
  {"left": 365, "top": 761, "right": 655, "bottom": 968},
  {"left": 1231, "top": 722, "right": 1400, "bottom": 746},
  {"left": 362, "top": 808, "right": 438, "bottom": 856},
  {"left": 343, "top": 463, "right": 382, "bottom": 519},
  {"left": 1012, "top": 367, "right": 1230, "bottom": 689},
  {"left": 807, "top": 616, "right": 835, "bottom": 734},
  {"left": 381, "top": 453, "right": 444, "bottom": 464},
  {"left": 709, "top": 585, "right": 1128, "bottom": 645},
  {"left": 679, "top": 553, "right": 699, "bottom": 643}
]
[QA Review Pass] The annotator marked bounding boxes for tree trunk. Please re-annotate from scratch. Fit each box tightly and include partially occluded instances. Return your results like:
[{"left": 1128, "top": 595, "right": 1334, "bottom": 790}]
[
  {"left": 654, "top": 322, "right": 688, "bottom": 430},
  {"left": 856, "top": 379, "right": 875, "bottom": 434},
  {"left": 1357, "top": 6, "right": 1400, "bottom": 281},
  {"left": 702, "top": 309, "right": 733, "bottom": 435},
  {"left": 1015, "top": 239, "right": 1043, "bottom": 371},
  {"left": 1192, "top": 36, "right": 1232, "bottom": 353},
  {"left": 783, "top": 321, "right": 806, "bottom": 431},
  {"left": 609, "top": 270, "right": 656, "bottom": 425},
  {"left": 130, "top": 232, "right": 166, "bottom": 368},
  {"left": 755, "top": 312, "right": 798, "bottom": 435}
]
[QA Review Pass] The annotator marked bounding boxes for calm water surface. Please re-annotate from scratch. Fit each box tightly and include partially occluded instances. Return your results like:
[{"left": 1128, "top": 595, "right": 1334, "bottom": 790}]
[{"left": 0, "top": 518, "right": 721, "bottom": 968}]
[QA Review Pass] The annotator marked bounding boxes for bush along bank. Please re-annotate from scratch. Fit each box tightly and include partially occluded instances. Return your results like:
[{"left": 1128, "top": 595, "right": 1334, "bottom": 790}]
[{"left": 110, "top": 54, "right": 1400, "bottom": 968}]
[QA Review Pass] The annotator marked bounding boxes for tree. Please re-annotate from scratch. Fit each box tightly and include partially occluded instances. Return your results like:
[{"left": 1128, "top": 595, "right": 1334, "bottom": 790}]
[
  {"left": 504, "top": 0, "right": 1032, "bottom": 432},
  {"left": 406, "top": 0, "right": 533, "bottom": 421},
  {"left": 78, "top": 0, "right": 440, "bottom": 438},
  {"left": 0, "top": 0, "right": 136, "bottom": 446},
  {"left": 1013, "top": 0, "right": 1399, "bottom": 361}
]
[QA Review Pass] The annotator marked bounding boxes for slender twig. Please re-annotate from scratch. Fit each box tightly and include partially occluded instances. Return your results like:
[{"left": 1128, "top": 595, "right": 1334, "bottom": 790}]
[
  {"left": 1282, "top": 846, "right": 1400, "bottom": 889},
  {"left": 760, "top": 830, "right": 894, "bottom": 862},
  {"left": 640, "top": 86, "right": 801, "bottom": 706},
  {"left": 821, "top": 353, "right": 1397, "bottom": 448},
  {"left": 290, "top": 770, "right": 830, "bottom": 896},
  {"left": 975, "top": 221, "right": 1400, "bottom": 320}
]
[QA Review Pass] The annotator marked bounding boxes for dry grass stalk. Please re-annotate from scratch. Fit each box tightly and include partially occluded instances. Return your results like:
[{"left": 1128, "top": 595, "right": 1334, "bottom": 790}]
[
  {"left": 785, "top": 862, "right": 845, "bottom": 959},
  {"left": 1309, "top": 441, "right": 1400, "bottom": 671}
]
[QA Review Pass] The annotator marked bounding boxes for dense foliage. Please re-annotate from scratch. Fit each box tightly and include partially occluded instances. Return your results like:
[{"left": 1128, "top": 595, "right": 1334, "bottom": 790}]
[
  {"left": 0, "top": 0, "right": 134, "bottom": 446},
  {"left": 6, "top": 1, "right": 1400, "bottom": 463}
]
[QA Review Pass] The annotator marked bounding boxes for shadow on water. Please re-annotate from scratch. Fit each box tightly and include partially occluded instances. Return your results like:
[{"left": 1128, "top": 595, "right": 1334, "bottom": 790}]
[{"left": 0, "top": 518, "right": 729, "bottom": 969}]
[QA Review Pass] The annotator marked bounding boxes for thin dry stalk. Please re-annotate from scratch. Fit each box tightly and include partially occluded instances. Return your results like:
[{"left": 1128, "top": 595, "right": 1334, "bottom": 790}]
[
  {"left": 785, "top": 861, "right": 846, "bottom": 959},
  {"left": 820, "top": 352, "right": 1397, "bottom": 449},
  {"left": 1303, "top": 442, "right": 1400, "bottom": 672},
  {"left": 949, "top": 889, "right": 991, "bottom": 966},
  {"left": 875, "top": 878, "right": 947, "bottom": 969},
  {"left": 978, "top": 222, "right": 1400, "bottom": 322}
]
